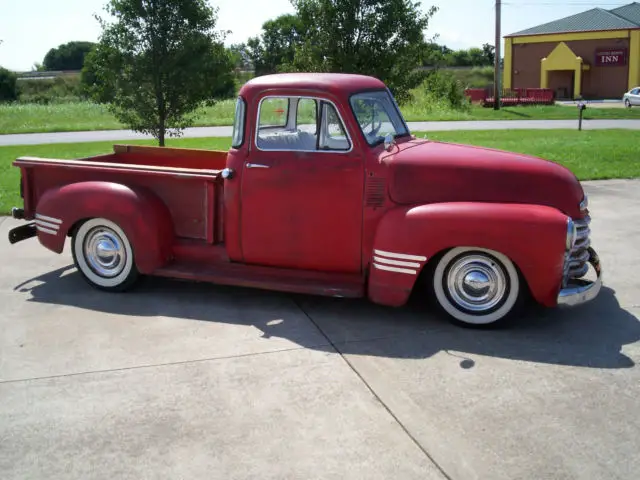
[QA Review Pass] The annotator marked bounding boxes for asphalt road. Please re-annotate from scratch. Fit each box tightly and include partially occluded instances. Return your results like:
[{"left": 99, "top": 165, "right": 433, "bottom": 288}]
[
  {"left": 2, "top": 119, "right": 640, "bottom": 146},
  {"left": 1, "top": 179, "right": 639, "bottom": 479}
]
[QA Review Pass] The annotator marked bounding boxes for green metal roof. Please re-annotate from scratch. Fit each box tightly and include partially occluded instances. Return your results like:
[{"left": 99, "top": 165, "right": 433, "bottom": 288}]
[
  {"left": 507, "top": 2, "right": 640, "bottom": 37},
  {"left": 610, "top": 2, "right": 640, "bottom": 25}
]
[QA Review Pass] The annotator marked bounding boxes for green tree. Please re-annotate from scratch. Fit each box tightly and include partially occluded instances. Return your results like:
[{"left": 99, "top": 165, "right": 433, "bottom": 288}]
[
  {"left": 246, "top": 14, "right": 306, "bottom": 76},
  {"left": 482, "top": 43, "right": 495, "bottom": 65},
  {"left": 440, "top": 45, "right": 495, "bottom": 67},
  {"left": 87, "top": 0, "right": 234, "bottom": 146},
  {"left": 42, "top": 41, "right": 96, "bottom": 71},
  {"left": 228, "top": 43, "right": 252, "bottom": 70},
  {"left": 422, "top": 41, "right": 453, "bottom": 67},
  {"left": 288, "top": 0, "right": 438, "bottom": 103},
  {"left": 447, "top": 49, "right": 471, "bottom": 67},
  {"left": 80, "top": 48, "right": 114, "bottom": 102},
  {"left": 467, "top": 48, "right": 487, "bottom": 67},
  {"left": 0, "top": 67, "right": 19, "bottom": 102}
]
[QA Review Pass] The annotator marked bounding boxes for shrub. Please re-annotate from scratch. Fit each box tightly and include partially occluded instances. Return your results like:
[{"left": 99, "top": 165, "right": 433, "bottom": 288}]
[
  {"left": 0, "top": 67, "right": 19, "bottom": 102},
  {"left": 452, "top": 66, "right": 494, "bottom": 89},
  {"left": 422, "top": 69, "right": 469, "bottom": 110},
  {"left": 17, "top": 75, "right": 83, "bottom": 104}
]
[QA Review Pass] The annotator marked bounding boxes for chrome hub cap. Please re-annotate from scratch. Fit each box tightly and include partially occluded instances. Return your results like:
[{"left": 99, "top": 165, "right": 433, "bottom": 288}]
[
  {"left": 447, "top": 255, "right": 507, "bottom": 312},
  {"left": 84, "top": 227, "right": 126, "bottom": 278}
]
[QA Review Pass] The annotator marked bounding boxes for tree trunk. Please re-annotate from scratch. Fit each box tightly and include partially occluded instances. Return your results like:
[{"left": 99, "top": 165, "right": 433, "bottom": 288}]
[{"left": 158, "top": 122, "right": 165, "bottom": 147}]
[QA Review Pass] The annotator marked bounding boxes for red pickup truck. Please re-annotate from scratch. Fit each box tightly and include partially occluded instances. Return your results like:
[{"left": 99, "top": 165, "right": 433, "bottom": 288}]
[{"left": 8, "top": 73, "right": 602, "bottom": 327}]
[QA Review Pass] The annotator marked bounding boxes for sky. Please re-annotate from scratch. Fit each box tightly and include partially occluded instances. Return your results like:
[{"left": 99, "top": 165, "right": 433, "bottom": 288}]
[{"left": 0, "top": 0, "right": 635, "bottom": 71}]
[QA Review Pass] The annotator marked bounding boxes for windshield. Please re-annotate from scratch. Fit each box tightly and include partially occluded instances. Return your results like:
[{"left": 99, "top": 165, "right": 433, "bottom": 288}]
[{"left": 350, "top": 89, "right": 410, "bottom": 146}]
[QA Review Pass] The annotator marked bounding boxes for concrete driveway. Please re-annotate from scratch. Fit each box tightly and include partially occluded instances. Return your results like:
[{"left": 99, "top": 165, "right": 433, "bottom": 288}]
[{"left": 1, "top": 179, "right": 639, "bottom": 480}]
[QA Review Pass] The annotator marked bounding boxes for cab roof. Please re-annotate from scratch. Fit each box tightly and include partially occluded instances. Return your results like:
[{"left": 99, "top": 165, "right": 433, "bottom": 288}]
[{"left": 238, "top": 73, "right": 387, "bottom": 99}]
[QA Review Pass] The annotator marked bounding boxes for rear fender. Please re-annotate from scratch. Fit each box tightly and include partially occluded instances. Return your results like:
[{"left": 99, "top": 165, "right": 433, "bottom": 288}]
[
  {"left": 35, "top": 181, "right": 174, "bottom": 273},
  {"left": 368, "top": 202, "right": 568, "bottom": 308}
]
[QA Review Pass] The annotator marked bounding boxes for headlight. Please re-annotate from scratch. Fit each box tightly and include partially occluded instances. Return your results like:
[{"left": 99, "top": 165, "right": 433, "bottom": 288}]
[
  {"left": 580, "top": 195, "right": 589, "bottom": 213},
  {"left": 566, "top": 218, "right": 577, "bottom": 251}
]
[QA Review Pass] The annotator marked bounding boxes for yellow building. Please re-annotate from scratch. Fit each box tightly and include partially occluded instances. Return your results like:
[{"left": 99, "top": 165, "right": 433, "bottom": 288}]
[{"left": 503, "top": 2, "right": 640, "bottom": 99}]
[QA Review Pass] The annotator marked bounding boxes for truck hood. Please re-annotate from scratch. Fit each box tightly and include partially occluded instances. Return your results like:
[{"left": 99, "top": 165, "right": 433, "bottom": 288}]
[{"left": 383, "top": 139, "right": 585, "bottom": 218}]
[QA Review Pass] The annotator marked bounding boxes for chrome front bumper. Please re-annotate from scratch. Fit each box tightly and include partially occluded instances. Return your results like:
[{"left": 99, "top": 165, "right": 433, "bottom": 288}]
[{"left": 557, "top": 247, "right": 603, "bottom": 306}]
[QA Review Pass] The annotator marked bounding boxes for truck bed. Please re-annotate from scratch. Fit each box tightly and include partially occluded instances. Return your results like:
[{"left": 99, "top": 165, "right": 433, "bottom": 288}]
[
  {"left": 14, "top": 144, "right": 228, "bottom": 242},
  {"left": 17, "top": 144, "right": 228, "bottom": 172}
]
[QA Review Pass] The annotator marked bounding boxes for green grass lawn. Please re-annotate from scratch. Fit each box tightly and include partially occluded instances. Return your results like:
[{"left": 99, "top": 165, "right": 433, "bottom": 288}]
[
  {"left": 0, "top": 100, "right": 238, "bottom": 135},
  {"left": 2, "top": 99, "right": 640, "bottom": 135},
  {"left": 425, "top": 129, "right": 640, "bottom": 180},
  {"left": 402, "top": 103, "right": 640, "bottom": 122},
  {"left": 1, "top": 129, "right": 639, "bottom": 214}
]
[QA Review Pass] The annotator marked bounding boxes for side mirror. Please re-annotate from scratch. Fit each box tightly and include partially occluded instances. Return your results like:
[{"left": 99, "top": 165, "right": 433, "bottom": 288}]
[{"left": 384, "top": 133, "right": 395, "bottom": 151}]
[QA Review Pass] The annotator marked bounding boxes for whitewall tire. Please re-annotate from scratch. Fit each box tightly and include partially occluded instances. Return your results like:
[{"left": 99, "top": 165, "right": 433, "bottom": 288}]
[
  {"left": 71, "top": 218, "right": 139, "bottom": 292},
  {"left": 431, "top": 247, "right": 523, "bottom": 327}
]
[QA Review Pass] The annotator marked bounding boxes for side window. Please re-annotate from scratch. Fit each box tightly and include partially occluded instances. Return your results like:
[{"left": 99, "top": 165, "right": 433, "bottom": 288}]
[
  {"left": 319, "top": 102, "right": 351, "bottom": 151},
  {"left": 258, "top": 97, "right": 289, "bottom": 129},
  {"left": 256, "top": 96, "right": 350, "bottom": 152},
  {"left": 296, "top": 98, "right": 318, "bottom": 135},
  {"left": 231, "top": 97, "right": 245, "bottom": 148},
  {"left": 258, "top": 97, "right": 311, "bottom": 151}
]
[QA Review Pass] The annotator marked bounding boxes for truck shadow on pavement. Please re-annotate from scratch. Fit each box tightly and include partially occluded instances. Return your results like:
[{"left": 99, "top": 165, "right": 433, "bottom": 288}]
[{"left": 15, "top": 265, "right": 640, "bottom": 370}]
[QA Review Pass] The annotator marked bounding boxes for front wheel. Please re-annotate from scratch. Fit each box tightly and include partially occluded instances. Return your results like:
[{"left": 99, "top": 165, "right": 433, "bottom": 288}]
[
  {"left": 71, "top": 218, "right": 139, "bottom": 292},
  {"left": 625, "top": 99, "right": 631, "bottom": 108},
  {"left": 431, "top": 247, "right": 524, "bottom": 328}
]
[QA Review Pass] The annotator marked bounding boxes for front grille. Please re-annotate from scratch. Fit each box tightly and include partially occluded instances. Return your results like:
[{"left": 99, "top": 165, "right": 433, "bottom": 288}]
[{"left": 564, "top": 216, "right": 591, "bottom": 283}]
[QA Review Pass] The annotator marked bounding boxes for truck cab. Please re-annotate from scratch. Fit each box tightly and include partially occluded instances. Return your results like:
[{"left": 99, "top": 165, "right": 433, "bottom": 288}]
[{"left": 8, "top": 73, "right": 602, "bottom": 328}]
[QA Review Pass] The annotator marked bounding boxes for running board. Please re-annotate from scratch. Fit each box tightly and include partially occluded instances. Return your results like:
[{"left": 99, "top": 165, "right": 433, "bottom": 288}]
[{"left": 152, "top": 260, "right": 365, "bottom": 298}]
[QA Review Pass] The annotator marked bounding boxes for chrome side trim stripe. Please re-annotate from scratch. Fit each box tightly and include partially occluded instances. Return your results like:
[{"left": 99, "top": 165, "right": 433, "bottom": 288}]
[
  {"left": 35, "top": 219, "right": 60, "bottom": 230},
  {"left": 35, "top": 213, "right": 62, "bottom": 224},
  {"left": 373, "top": 256, "right": 421, "bottom": 269},
  {"left": 374, "top": 249, "right": 427, "bottom": 262},
  {"left": 373, "top": 263, "right": 417, "bottom": 275},
  {"left": 36, "top": 226, "right": 58, "bottom": 235}
]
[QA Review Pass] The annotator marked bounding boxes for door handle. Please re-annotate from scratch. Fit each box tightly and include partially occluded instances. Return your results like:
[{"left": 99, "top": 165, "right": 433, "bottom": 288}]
[{"left": 246, "top": 163, "right": 271, "bottom": 169}]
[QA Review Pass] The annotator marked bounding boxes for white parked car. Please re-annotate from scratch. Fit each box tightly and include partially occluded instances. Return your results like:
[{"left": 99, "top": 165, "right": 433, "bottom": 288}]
[{"left": 623, "top": 87, "right": 640, "bottom": 107}]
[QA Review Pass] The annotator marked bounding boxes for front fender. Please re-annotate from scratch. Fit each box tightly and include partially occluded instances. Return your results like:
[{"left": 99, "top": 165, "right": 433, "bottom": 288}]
[
  {"left": 368, "top": 202, "right": 568, "bottom": 308},
  {"left": 35, "top": 181, "right": 174, "bottom": 273}
]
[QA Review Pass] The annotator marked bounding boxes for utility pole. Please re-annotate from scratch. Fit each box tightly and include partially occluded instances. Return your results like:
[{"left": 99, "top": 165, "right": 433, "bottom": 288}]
[{"left": 494, "top": 0, "right": 502, "bottom": 110}]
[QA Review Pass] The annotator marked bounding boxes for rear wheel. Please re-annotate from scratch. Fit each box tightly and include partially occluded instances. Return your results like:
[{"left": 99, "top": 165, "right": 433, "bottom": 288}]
[
  {"left": 430, "top": 247, "right": 523, "bottom": 328},
  {"left": 71, "top": 218, "right": 139, "bottom": 292}
]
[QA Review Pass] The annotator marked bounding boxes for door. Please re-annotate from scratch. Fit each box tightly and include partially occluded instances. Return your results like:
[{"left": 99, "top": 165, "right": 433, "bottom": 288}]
[
  {"left": 548, "top": 71, "right": 574, "bottom": 99},
  {"left": 240, "top": 95, "right": 364, "bottom": 273}
]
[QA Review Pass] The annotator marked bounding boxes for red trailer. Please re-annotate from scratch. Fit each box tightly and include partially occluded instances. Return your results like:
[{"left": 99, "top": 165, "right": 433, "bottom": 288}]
[{"left": 465, "top": 88, "right": 555, "bottom": 106}]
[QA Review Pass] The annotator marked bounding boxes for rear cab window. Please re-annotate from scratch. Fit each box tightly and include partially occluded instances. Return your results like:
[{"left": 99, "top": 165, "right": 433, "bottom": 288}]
[{"left": 231, "top": 97, "right": 246, "bottom": 148}]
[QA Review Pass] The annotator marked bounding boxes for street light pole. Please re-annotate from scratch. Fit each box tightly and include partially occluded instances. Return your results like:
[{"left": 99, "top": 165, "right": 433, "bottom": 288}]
[{"left": 494, "top": 0, "right": 502, "bottom": 110}]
